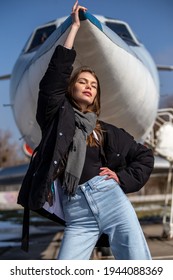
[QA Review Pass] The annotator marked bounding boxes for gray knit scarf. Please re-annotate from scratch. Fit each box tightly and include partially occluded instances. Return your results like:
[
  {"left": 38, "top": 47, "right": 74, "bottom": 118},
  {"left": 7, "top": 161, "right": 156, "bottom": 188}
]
[{"left": 63, "top": 108, "right": 97, "bottom": 196}]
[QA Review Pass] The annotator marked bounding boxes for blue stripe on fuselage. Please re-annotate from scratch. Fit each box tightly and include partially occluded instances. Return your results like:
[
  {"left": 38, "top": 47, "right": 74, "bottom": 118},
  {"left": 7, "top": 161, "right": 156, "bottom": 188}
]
[{"left": 79, "top": 10, "right": 103, "bottom": 31}]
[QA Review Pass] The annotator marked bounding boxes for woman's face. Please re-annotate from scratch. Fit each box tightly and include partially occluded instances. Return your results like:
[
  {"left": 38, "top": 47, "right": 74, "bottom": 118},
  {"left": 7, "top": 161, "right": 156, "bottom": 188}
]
[{"left": 72, "top": 72, "right": 98, "bottom": 111}]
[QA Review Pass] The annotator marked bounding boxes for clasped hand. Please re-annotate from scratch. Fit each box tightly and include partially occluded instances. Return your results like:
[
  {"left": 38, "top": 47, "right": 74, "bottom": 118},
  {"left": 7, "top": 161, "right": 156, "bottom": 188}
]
[{"left": 71, "top": 0, "right": 87, "bottom": 28}]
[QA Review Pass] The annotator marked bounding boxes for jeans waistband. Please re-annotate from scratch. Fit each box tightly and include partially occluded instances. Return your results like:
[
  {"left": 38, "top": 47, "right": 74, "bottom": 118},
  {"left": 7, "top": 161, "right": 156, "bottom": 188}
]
[{"left": 81, "top": 175, "right": 107, "bottom": 190}]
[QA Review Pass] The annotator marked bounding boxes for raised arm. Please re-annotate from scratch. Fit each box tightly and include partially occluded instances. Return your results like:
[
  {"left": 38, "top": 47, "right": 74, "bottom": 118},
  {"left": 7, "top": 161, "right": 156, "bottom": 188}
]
[
  {"left": 36, "top": 1, "right": 87, "bottom": 130},
  {"left": 64, "top": 1, "right": 87, "bottom": 49}
]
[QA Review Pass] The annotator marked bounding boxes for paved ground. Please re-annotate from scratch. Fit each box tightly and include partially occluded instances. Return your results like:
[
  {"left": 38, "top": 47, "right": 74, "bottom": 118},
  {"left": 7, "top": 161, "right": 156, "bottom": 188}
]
[
  {"left": 142, "top": 224, "right": 173, "bottom": 260},
  {"left": 0, "top": 223, "right": 173, "bottom": 260}
]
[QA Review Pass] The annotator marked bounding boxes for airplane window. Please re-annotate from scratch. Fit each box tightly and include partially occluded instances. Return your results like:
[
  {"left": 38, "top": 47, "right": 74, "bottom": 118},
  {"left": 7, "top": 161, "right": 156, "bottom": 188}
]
[
  {"left": 105, "top": 22, "right": 138, "bottom": 46},
  {"left": 27, "top": 25, "right": 56, "bottom": 52}
]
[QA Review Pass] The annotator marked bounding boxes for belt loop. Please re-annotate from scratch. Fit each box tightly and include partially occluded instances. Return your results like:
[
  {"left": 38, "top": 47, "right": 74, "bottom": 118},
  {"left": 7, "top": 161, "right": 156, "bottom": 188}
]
[{"left": 87, "top": 178, "right": 96, "bottom": 190}]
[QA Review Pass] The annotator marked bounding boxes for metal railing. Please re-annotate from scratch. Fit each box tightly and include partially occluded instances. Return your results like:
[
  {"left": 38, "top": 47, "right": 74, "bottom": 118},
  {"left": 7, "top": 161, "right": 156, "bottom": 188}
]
[{"left": 145, "top": 108, "right": 173, "bottom": 238}]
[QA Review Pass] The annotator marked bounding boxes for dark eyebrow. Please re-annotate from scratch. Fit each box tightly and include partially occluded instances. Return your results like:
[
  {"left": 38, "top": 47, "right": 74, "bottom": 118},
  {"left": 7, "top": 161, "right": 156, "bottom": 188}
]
[{"left": 77, "top": 77, "right": 97, "bottom": 85}]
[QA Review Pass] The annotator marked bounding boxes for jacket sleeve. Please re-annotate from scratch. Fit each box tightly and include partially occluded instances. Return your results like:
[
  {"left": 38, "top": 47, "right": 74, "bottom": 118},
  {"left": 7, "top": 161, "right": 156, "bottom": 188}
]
[
  {"left": 36, "top": 45, "right": 76, "bottom": 130},
  {"left": 116, "top": 130, "right": 154, "bottom": 194}
]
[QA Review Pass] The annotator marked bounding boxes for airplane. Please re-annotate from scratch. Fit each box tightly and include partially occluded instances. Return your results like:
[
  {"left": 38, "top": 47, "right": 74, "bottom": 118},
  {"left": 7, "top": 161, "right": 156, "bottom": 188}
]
[
  {"left": 0, "top": 9, "right": 172, "bottom": 180},
  {"left": 0, "top": 10, "right": 173, "bottom": 238},
  {"left": 1, "top": 11, "right": 160, "bottom": 153},
  {"left": 0, "top": 12, "right": 173, "bottom": 194},
  {"left": 0, "top": 8, "right": 173, "bottom": 166}
]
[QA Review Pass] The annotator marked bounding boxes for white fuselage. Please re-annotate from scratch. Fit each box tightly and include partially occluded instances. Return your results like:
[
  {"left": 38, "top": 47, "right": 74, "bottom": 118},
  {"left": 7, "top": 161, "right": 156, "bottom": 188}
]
[{"left": 10, "top": 13, "right": 159, "bottom": 149}]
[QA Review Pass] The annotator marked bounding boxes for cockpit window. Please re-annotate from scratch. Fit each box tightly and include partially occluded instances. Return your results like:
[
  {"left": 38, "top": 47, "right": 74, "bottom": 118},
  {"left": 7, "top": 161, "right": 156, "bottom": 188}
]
[
  {"left": 105, "top": 22, "right": 139, "bottom": 46},
  {"left": 26, "top": 25, "right": 56, "bottom": 52}
]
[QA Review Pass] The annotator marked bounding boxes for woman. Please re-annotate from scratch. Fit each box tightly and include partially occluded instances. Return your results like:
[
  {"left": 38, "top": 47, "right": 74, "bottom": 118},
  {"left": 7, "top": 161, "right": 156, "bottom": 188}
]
[{"left": 18, "top": 1, "right": 154, "bottom": 259}]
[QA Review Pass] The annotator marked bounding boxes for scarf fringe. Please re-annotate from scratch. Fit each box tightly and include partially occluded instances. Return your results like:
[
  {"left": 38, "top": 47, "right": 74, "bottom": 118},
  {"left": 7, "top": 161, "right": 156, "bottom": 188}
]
[{"left": 63, "top": 172, "right": 79, "bottom": 196}]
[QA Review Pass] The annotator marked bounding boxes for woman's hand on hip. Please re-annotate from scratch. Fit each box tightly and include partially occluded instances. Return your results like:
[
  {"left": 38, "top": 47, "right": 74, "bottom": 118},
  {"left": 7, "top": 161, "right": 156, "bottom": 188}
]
[{"left": 99, "top": 167, "right": 120, "bottom": 184}]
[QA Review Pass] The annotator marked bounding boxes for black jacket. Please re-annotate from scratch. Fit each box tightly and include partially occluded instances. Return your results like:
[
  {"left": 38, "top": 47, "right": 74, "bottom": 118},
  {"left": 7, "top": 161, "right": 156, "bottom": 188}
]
[{"left": 18, "top": 45, "right": 154, "bottom": 214}]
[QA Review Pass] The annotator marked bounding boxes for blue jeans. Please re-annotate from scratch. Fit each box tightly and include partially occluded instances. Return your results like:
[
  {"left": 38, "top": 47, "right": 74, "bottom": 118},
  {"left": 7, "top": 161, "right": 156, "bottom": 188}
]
[{"left": 57, "top": 175, "right": 151, "bottom": 260}]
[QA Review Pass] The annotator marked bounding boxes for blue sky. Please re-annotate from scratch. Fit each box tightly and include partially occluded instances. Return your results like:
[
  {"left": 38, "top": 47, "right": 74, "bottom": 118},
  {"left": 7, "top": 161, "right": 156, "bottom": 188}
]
[{"left": 0, "top": 0, "right": 173, "bottom": 143}]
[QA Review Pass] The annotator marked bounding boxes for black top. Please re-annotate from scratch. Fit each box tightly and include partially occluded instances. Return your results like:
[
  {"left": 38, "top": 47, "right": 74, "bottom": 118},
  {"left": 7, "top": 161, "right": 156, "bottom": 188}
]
[{"left": 79, "top": 145, "right": 103, "bottom": 184}]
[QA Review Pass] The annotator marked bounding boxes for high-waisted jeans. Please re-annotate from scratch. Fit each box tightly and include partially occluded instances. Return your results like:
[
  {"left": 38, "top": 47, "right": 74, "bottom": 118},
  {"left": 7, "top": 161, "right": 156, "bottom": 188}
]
[{"left": 57, "top": 175, "right": 151, "bottom": 260}]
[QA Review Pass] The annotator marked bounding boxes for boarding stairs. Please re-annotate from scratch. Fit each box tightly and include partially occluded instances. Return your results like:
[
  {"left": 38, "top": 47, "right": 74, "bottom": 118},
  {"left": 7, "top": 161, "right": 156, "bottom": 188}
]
[{"left": 145, "top": 108, "right": 173, "bottom": 238}]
